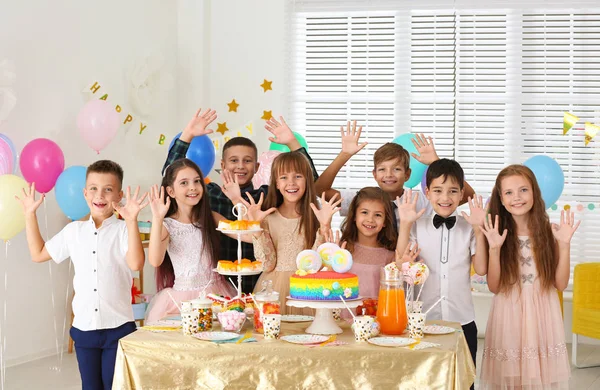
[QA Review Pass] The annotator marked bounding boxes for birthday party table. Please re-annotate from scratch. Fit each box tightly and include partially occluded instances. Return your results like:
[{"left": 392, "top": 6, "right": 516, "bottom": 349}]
[{"left": 112, "top": 320, "right": 475, "bottom": 389}]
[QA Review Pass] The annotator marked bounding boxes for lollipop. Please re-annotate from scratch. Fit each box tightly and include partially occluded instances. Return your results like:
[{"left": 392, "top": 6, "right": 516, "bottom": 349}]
[
  {"left": 383, "top": 262, "right": 400, "bottom": 280},
  {"left": 317, "top": 243, "right": 340, "bottom": 267},
  {"left": 296, "top": 250, "right": 323, "bottom": 272},
  {"left": 402, "top": 262, "right": 430, "bottom": 285},
  {"left": 331, "top": 249, "right": 353, "bottom": 273}
]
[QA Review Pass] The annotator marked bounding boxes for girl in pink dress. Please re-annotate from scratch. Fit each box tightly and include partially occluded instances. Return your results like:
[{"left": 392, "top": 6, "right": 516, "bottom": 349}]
[
  {"left": 145, "top": 159, "right": 235, "bottom": 324},
  {"left": 479, "top": 164, "right": 580, "bottom": 389},
  {"left": 340, "top": 187, "right": 397, "bottom": 300}
]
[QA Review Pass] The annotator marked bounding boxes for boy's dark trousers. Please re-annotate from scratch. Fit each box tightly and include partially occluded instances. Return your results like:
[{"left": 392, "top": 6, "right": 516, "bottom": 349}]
[
  {"left": 462, "top": 321, "right": 478, "bottom": 390},
  {"left": 70, "top": 321, "right": 136, "bottom": 390}
]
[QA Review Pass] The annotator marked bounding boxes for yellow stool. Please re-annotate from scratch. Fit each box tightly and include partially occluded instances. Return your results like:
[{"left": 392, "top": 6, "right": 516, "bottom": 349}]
[{"left": 572, "top": 263, "right": 600, "bottom": 368}]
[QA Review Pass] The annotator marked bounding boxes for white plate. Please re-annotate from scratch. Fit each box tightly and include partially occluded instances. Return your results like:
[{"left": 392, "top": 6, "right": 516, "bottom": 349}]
[
  {"left": 367, "top": 337, "right": 417, "bottom": 348},
  {"left": 212, "top": 268, "right": 263, "bottom": 276},
  {"left": 217, "top": 228, "right": 262, "bottom": 235},
  {"left": 280, "top": 334, "right": 329, "bottom": 345},
  {"left": 280, "top": 315, "right": 315, "bottom": 323},
  {"left": 192, "top": 331, "right": 240, "bottom": 341},
  {"left": 423, "top": 325, "right": 456, "bottom": 335}
]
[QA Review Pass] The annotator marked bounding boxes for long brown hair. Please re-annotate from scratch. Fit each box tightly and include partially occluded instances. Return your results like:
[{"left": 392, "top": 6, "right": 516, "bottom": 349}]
[
  {"left": 488, "top": 164, "right": 557, "bottom": 292},
  {"left": 340, "top": 187, "right": 397, "bottom": 252},
  {"left": 155, "top": 158, "right": 219, "bottom": 291},
  {"left": 263, "top": 151, "right": 319, "bottom": 248}
]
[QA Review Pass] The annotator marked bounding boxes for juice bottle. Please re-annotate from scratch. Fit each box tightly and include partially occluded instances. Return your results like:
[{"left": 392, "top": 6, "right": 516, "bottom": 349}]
[{"left": 376, "top": 267, "right": 408, "bottom": 334}]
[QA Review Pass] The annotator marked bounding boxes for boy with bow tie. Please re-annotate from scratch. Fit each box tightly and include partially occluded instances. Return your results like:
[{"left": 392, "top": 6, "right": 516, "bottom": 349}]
[{"left": 396, "top": 158, "right": 488, "bottom": 372}]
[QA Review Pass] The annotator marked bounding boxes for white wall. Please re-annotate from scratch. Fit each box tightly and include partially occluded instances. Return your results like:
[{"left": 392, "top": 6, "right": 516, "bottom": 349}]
[{"left": 0, "top": 0, "right": 177, "bottom": 365}]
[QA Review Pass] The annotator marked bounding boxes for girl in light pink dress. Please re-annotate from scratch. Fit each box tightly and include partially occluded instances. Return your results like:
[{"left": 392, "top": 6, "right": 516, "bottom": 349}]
[{"left": 480, "top": 165, "right": 580, "bottom": 389}]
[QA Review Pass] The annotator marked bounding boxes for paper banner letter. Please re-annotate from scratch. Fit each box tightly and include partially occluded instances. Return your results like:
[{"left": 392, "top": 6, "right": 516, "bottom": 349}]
[
  {"left": 246, "top": 123, "right": 253, "bottom": 135},
  {"left": 584, "top": 122, "right": 600, "bottom": 146},
  {"left": 158, "top": 134, "right": 166, "bottom": 145},
  {"left": 563, "top": 112, "right": 579, "bottom": 135},
  {"left": 90, "top": 82, "right": 101, "bottom": 93},
  {"left": 99, "top": 94, "right": 108, "bottom": 101},
  {"left": 213, "top": 140, "right": 219, "bottom": 150},
  {"left": 123, "top": 114, "right": 133, "bottom": 124},
  {"left": 139, "top": 123, "right": 147, "bottom": 135},
  {"left": 115, "top": 105, "right": 122, "bottom": 113}
]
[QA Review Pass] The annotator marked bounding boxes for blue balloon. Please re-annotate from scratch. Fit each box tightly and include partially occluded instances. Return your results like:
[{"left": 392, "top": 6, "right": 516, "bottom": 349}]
[
  {"left": 168, "top": 133, "right": 216, "bottom": 176},
  {"left": 523, "top": 155, "right": 564, "bottom": 209},
  {"left": 392, "top": 133, "right": 427, "bottom": 189},
  {"left": 54, "top": 166, "right": 90, "bottom": 220}
]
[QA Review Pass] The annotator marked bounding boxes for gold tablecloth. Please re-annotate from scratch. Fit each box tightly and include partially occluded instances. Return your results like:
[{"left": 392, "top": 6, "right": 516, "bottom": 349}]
[{"left": 113, "top": 320, "right": 475, "bottom": 390}]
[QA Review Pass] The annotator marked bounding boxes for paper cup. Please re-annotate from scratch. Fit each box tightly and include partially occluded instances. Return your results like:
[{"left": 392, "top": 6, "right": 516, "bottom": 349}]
[
  {"left": 181, "top": 301, "right": 193, "bottom": 312},
  {"left": 408, "top": 301, "right": 423, "bottom": 314},
  {"left": 352, "top": 316, "right": 375, "bottom": 342},
  {"left": 182, "top": 311, "right": 198, "bottom": 336},
  {"left": 408, "top": 313, "right": 426, "bottom": 339},
  {"left": 263, "top": 314, "right": 282, "bottom": 340}
]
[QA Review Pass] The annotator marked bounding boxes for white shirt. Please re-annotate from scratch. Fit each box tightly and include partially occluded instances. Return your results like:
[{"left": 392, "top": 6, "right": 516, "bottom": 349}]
[
  {"left": 340, "top": 189, "right": 434, "bottom": 230},
  {"left": 410, "top": 213, "right": 476, "bottom": 325},
  {"left": 46, "top": 215, "right": 133, "bottom": 331}
]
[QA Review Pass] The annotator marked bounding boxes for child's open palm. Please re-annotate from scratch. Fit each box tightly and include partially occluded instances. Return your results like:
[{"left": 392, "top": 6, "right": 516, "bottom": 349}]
[
  {"left": 396, "top": 241, "right": 421, "bottom": 264},
  {"left": 325, "top": 229, "right": 347, "bottom": 250},
  {"left": 310, "top": 192, "right": 342, "bottom": 227},
  {"left": 113, "top": 186, "right": 149, "bottom": 222},
  {"left": 480, "top": 214, "right": 508, "bottom": 250},
  {"left": 340, "top": 120, "right": 368, "bottom": 156},
  {"left": 411, "top": 133, "right": 440, "bottom": 165},
  {"left": 552, "top": 209, "right": 581, "bottom": 245},
  {"left": 396, "top": 190, "right": 425, "bottom": 224},
  {"left": 461, "top": 195, "right": 487, "bottom": 229},
  {"left": 221, "top": 170, "right": 241, "bottom": 203},
  {"left": 184, "top": 108, "right": 217, "bottom": 137},
  {"left": 265, "top": 116, "right": 295, "bottom": 146},
  {"left": 15, "top": 182, "right": 44, "bottom": 216},
  {"left": 241, "top": 192, "right": 276, "bottom": 222},
  {"left": 149, "top": 184, "right": 170, "bottom": 219}
]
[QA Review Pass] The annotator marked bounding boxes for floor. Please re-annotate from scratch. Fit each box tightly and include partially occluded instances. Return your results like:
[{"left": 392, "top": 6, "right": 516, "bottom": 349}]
[{"left": 4, "top": 343, "right": 600, "bottom": 389}]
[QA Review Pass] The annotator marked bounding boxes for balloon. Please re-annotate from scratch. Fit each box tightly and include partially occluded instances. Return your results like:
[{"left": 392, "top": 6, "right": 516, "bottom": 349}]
[
  {"left": 168, "top": 133, "right": 215, "bottom": 177},
  {"left": 0, "top": 174, "right": 28, "bottom": 241},
  {"left": 55, "top": 166, "right": 90, "bottom": 220},
  {"left": 20, "top": 138, "right": 65, "bottom": 193},
  {"left": 0, "top": 133, "right": 17, "bottom": 175},
  {"left": 523, "top": 155, "right": 565, "bottom": 209},
  {"left": 420, "top": 167, "right": 428, "bottom": 193},
  {"left": 252, "top": 151, "right": 282, "bottom": 188},
  {"left": 392, "top": 133, "right": 427, "bottom": 189},
  {"left": 77, "top": 100, "right": 120, "bottom": 153},
  {"left": 269, "top": 132, "right": 309, "bottom": 152}
]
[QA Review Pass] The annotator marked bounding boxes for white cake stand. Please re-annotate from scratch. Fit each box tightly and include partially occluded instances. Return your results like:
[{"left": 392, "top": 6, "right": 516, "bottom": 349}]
[{"left": 286, "top": 297, "right": 363, "bottom": 335}]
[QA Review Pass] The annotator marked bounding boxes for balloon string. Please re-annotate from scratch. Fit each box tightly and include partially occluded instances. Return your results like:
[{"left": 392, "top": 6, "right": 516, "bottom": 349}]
[
  {"left": 43, "top": 198, "right": 61, "bottom": 370},
  {"left": 0, "top": 241, "right": 9, "bottom": 390},
  {"left": 59, "top": 260, "right": 72, "bottom": 368}
]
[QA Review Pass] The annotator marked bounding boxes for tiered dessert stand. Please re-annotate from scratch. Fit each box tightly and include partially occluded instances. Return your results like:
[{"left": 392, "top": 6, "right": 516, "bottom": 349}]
[
  {"left": 213, "top": 203, "right": 262, "bottom": 298},
  {"left": 286, "top": 297, "right": 363, "bottom": 335}
]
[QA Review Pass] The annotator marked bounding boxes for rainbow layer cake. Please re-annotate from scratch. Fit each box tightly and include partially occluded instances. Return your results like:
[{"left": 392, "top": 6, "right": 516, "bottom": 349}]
[{"left": 290, "top": 271, "right": 359, "bottom": 301}]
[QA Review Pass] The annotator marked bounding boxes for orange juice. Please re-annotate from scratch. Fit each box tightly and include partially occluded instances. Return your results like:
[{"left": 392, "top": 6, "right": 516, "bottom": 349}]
[{"left": 376, "top": 287, "right": 408, "bottom": 335}]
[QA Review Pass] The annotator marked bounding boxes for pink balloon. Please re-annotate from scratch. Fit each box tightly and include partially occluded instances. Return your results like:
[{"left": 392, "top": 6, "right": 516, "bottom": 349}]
[
  {"left": 77, "top": 100, "right": 120, "bottom": 153},
  {"left": 252, "top": 151, "right": 282, "bottom": 188},
  {"left": 20, "top": 138, "right": 65, "bottom": 193}
]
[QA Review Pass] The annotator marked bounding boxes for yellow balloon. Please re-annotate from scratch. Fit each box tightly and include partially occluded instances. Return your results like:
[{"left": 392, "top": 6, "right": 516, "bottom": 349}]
[{"left": 0, "top": 174, "right": 28, "bottom": 241}]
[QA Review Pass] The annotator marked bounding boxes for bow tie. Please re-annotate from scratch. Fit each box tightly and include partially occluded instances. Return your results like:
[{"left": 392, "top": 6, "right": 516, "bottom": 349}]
[{"left": 433, "top": 214, "right": 456, "bottom": 230}]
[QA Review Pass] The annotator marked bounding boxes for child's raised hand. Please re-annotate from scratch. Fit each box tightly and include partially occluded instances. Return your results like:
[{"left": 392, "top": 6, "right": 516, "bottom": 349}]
[
  {"left": 264, "top": 116, "right": 297, "bottom": 147},
  {"left": 183, "top": 108, "right": 217, "bottom": 138},
  {"left": 551, "top": 209, "right": 581, "bottom": 245},
  {"left": 15, "top": 182, "right": 44, "bottom": 216},
  {"left": 410, "top": 133, "right": 440, "bottom": 166},
  {"left": 310, "top": 192, "right": 342, "bottom": 228},
  {"left": 461, "top": 195, "right": 487, "bottom": 230},
  {"left": 340, "top": 120, "right": 368, "bottom": 156},
  {"left": 149, "top": 184, "right": 170, "bottom": 219},
  {"left": 241, "top": 192, "right": 276, "bottom": 222},
  {"left": 480, "top": 214, "right": 507, "bottom": 250},
  {"left": 396, "top": 190, "right": 425, "bottom": 224},
  {"left": 221, "top": 170, "right": 241, "bottom": 203},
  {"left": 113, "top": 186, "right": 149, "bottom": 222},
  {"left": 325, "top": 229, "right": 347, "bottom": 250},
  {"left": 396, "top": 241, "right": 421, "bottom": 264}
]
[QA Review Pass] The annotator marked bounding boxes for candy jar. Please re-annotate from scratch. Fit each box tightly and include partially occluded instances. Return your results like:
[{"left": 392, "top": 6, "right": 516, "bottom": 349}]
[
  {"left": 253, "top": 281, "right": 280, "bottom": 333},
  {"left": 191, "top": 294, "right": 213, "bottom": 332}
]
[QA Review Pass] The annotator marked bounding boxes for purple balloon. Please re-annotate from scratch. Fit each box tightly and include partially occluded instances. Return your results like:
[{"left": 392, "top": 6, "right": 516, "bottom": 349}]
[
  {"left": 420, "top": 167, "right": 428, "bottom": 193},
  {"left": 20, "top": 138, "right": 65, "bottom": 193}
]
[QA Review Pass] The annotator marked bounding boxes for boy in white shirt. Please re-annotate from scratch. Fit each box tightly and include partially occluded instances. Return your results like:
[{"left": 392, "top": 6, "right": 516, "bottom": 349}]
[
  {"left": 18, "top": 160, "right": 148, "bottom": 390},
  {"left": 396, "top": 158, "right": 488, "bottom": 371}
]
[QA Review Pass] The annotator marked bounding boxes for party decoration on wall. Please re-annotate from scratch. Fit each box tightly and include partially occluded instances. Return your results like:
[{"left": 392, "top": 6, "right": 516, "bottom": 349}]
[
  {"left": 213, "top": 140, "right": 219, "bottom": 150},
  {"left": 0, "top": 59, "right": 16, "bottom": 125},
  {"left": 55, "top": 166, "right": 90, "bottom": 220},
  {"left": 158, "top": 134, "right": 166, "bottom": 145},
  {"left": 128, "top": 51, "right": 174, "bottom": 117},
  {"left": 584, "top": 122, "right": 600, "bottom": 146},
  {"left": 523, "top": 155, "right": 564, "bottom": 209},
  {"left": 260, "top": 79, "right": 272, "bottom": 92},
  {"left": 246, "top": 123, "right": 253, "bottom": 135},
  {"left": 0, "top": 133, "right": 17, "bottom": 175},
  {"left": 563, "top": 112, "right": 579, "bottom": 135},
  {"left": 0, "top": 174, "right": 28, "bottom": 241},
  {"left": 227, "top": 99, "right": 239, "bottom": 112},
  {"left": 216, "top": 122, "right": 229, "bottom": 136},
  {"left": 269, "top": 131, "right": 309, "bottom": 153},
  {"left": 261, "top": 110, "right": 273, "bottom": 121},
  {"left": 392, "top": 133, "right": 427, "bottom": 189},
  {"left": 169, "top": 132, "right": 216, "bottom": 176},
  {"left": 77, "top": 99, "right": 121, "bottom": 153},
  {"left": 20, "top": 138, "right": 65, "bottom": 193},
  {"left": 252, "top": 150, "right": 282, "bottom": 188}
]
